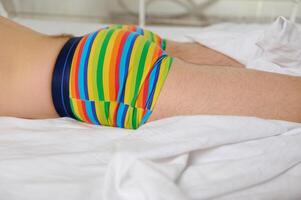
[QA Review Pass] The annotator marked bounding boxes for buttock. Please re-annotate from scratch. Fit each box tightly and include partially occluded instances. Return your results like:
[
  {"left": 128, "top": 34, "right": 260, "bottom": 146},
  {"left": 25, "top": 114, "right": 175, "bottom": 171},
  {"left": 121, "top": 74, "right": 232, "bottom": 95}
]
[
  {"left": 52, "top": 25, "right": 173, "bottom": 129},
  {"left": 107, "top": 24, "right": 167, "bottom": 50}
]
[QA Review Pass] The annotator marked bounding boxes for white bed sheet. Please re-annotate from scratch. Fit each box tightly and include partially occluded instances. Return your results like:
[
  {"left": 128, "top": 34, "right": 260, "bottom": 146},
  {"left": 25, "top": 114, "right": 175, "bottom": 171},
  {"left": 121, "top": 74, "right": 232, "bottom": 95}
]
[
  {"left": 188, "top": 17, "right": 301, "bottom": 77},
  {"left": 0, "top": 18, "right": 301, "bottom": 200}
]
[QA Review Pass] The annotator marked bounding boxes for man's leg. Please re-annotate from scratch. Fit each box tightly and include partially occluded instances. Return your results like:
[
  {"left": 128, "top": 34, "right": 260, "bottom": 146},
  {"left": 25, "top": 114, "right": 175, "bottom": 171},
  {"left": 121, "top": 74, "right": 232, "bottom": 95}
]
[
  {"left": 165, "top": 40, "right": 244, "bottom": 68},
  {"left": 149, "top": 58, "right": 301, "bottom": 123}
]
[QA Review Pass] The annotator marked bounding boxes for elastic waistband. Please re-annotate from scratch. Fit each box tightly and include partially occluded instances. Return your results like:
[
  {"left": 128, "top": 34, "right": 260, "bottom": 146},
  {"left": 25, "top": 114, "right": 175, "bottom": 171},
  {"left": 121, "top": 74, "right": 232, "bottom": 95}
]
[{"left": 52, "top": 37, "right": 82, "bottom": 118}]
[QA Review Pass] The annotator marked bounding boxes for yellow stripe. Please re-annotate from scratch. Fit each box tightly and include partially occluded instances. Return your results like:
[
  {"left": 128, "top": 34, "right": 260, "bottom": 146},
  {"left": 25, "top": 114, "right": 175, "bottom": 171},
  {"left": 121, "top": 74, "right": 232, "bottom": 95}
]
[
  {"left": 153, "top": 35, "right": 158, "bottom": 44},
  {"left": 102, "top": 30, "right": 121, "bottom": 101},
  {"left": 124, "top": 106, "right": 133, "bottom": 129},
  {"left": 150, "top": 57, "right": 172, "bottom": 110},
  {"left": 137, "top": 43, "right": 156, "bottom": 92},
  {"left": 87, "top": 30, "right": 107, "bottom": 101},
  {"left": 123, "top": 36, "right": 145, "bottom": 104},
  {"left": 69, "top": 99, "right": 81, "bottom": 120},
  {"left": 136, "top": 108, "right": 144, "bottom": 125},
  {"left": 132, "top": 43, "right": 156, "bottom": 108},
  {"left": 143, "top": 30, "right": 150, "bottom": 41},
  {"left": 95, "top": 101, "right": 108, "bottom": 125},
  {"left": 108, "top": 101, "right": 118, "bottom": 126},
  {"left": 69, "top": 98, "right": 84, "bottom": 121}
]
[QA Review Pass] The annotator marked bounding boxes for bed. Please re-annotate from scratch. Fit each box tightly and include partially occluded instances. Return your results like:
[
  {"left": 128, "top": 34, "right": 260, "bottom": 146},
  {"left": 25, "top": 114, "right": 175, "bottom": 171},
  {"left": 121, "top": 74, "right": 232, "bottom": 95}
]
[{"left": 0, "top": 17, "right": 301, "bottom": 200}]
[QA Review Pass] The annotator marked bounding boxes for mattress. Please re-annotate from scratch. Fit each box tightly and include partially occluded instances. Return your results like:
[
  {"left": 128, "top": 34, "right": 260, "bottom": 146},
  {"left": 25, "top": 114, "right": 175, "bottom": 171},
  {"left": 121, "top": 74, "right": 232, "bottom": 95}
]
[{"left": 1, "top": 17, "right": 301, "bottom": 200}]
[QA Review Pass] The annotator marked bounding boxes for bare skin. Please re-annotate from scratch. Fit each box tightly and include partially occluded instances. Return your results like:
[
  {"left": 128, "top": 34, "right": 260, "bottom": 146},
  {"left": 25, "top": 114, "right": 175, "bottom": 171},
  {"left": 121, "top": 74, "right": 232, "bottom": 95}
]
[
  {"left": 148, "top": 58, "right": 301, "bottom": 122},
  {"left": 166, "top": 40, "right": 244, "bottom": 68},
  {"left": 1, "top": 16, "right": 301, "bottom": 124},
  {"left": 0, "top": 16, "right": 66, "bottom": 118}
]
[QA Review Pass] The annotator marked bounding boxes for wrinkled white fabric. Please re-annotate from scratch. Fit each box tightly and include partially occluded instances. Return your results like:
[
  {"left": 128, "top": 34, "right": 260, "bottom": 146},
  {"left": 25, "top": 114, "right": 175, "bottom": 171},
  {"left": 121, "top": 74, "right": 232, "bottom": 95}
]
[
  {"left": 0, "top": 116, "right": 301, "bottom": 200},
  {"left": 0, "top": 2, "right": 8, "bottom": 17},
  {"left": 189, "top": 16, "right": 301, "bottom": 76},
  {"left": 1, "top": 18, "right": 301, "bottom": 200}
]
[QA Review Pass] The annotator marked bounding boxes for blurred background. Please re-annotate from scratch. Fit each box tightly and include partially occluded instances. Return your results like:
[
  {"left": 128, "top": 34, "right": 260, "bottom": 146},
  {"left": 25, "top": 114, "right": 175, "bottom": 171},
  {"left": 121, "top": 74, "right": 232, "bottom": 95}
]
[{"left": 0, "top": 0, "right": 300, "bottom": 26}]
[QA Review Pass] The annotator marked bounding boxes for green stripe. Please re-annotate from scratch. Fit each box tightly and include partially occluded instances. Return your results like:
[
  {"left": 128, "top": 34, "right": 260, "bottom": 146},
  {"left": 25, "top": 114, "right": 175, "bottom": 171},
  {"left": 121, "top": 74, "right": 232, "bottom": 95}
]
[
  {"left": 110, "top": 24, "right": 123, "bottom": 30},
  {"left": 104, "top": 102, "right": 110, "bottom": 124},
  {"left": 162, "top": 38, "right": 166, "bottom": 50},
  {"left": 131, "top": 41, "right": 150, "bottom": 105},
  {"left": 96, "top": 29, "right": 114, "bottom": 101},
  {"left": 126, "top": 38, "right": 144, "bottom": 105},
  {"left": 167, "top": 56, "right": 173, "bottom": 70},
  {"left": 132, "top": 108, "right": 137, "bottom": 129},
  {"left": 149, "top": 31, "right": 155, "bottom": 43}
]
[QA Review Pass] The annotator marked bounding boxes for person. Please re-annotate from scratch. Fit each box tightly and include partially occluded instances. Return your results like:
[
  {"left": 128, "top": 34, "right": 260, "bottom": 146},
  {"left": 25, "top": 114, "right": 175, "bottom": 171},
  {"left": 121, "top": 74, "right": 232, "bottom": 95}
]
[{"left": 1, "top": 16, "right": 301, "bottom": 129}]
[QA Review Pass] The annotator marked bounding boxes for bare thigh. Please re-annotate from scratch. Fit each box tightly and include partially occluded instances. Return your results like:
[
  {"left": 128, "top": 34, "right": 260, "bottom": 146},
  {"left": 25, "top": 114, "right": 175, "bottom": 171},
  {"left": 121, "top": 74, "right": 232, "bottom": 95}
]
[
  {"left": 149, "top": 58, "right": 301, "bottom": 123},
  {"left": 166, "top": 40, "right": 244, "bottom": 68}
]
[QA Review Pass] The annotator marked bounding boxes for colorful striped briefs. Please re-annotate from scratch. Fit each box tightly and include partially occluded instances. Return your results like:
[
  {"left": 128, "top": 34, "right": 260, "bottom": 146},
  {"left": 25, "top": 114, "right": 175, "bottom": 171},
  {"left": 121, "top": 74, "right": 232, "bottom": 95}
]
[{"left": 52, "top": 25, "right": 173, "bottom": 129}]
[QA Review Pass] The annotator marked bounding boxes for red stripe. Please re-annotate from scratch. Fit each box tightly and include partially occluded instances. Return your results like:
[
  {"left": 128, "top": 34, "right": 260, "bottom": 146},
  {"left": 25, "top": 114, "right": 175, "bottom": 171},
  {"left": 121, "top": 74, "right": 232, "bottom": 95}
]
[
  {"left": 115, "top": 31, "right": 131, "bottom": 99},
  {"left": 80, "top": 100, "right": 92, "bottom": 124},
  {"left": 131, "top": 26, "right": 136, "bottom": 32},
  {"left": 74, "top": 36, "right": 88, "bottom": 99},
  {"left": 142, "top": 80, "right": 149, "bottom": 108},
  {"left": 113, "top": 103, "right": 120, "bottom": 127}
]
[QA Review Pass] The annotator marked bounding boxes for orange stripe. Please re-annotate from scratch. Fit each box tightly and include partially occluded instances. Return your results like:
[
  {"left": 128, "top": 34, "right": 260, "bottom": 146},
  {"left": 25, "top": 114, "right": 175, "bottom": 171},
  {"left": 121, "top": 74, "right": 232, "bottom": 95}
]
[
  {"left": 115, "top": 31, "right": 131, "bottom": 100},
  {"left": 130, "top": 26, "right": 136, "bottom": 32},
  {"left": 77, "top": 100, "right": 91, "bottom": 123},
  {"left": 71, "top": 36, "right": 88, "bottom": 99},
  {"left": 69, "top": 36, "right": 91, "bottom": 124},
  {"left": 69, "top": 39, "right": 83, "bottom": 97},
  {"left": 72, "top": 99, "right": 85, "bottom": 122},
  {"left": 109, "top": 30, "right": 124, "bottom": 100}
]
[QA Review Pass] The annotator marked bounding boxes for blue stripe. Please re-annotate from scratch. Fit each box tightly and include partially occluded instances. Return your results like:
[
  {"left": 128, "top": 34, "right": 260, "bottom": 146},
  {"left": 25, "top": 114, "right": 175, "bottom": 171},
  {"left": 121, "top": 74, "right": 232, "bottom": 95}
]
[
  {"left": 83, "top": 31, "right": 98, "bottom": 99},
  {"left": 146, "top": 70, "right": 158, "bottom": 108},
  {"left": 117, "top": 33, "right": 139, "bottom": 102},
  {"left": 78, "top": 33, "right": 96, "bottom": 99},
  {"left": 121, "top": 105, "right": 129, "bottom": 128},
  {"left": 91, "top": 101, "right": 101, "bottom": 125},
  {"left": 146, "top": 65, "right": 159, "bottom": 107},
  {"left": 136, "top": 27, "right": 144, "bottom": 35},
  {"left": 116, "top": 103, "right": 125, "bottom": 127},
  {"left": 146, "top": 57, "right": 164, "bottom": 109},
  {"left": 141, "top": 110, "right": 152, "bottom": 125},
  {"left": 85, "top": 101, "right": 99, "bottom": 125}
]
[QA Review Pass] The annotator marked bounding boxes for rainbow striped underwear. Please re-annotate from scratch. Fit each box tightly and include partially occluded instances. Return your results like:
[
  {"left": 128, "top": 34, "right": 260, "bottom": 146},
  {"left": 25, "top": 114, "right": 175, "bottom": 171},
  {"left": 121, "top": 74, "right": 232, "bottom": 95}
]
[{"left": 52, "top": 25, "right": 173, "bottom": 129}]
